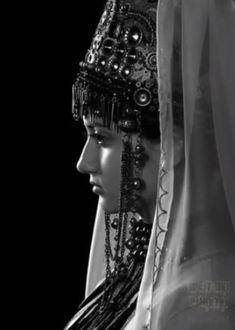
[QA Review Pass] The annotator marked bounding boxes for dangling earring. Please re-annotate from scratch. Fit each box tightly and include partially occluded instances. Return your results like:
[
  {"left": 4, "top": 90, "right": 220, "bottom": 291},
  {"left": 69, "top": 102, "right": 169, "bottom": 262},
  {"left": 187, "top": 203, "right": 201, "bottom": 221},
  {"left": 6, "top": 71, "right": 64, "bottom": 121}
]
[
  {"left": 114, "top": 132, "right": 133, "bottom": 277},
  {"left": 125, "top": 110, "right": 151, "bottom": 263},
  {"left": 126, "top": 109, "right": 147, "bottom": 216}
]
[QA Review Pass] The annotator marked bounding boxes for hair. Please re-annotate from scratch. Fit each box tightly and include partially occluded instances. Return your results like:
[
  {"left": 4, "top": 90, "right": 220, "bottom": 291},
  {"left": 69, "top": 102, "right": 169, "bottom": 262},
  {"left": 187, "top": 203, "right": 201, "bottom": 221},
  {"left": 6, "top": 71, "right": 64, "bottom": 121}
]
[{"left": 141, "top": 111, "right": 160, "bottom": 141}]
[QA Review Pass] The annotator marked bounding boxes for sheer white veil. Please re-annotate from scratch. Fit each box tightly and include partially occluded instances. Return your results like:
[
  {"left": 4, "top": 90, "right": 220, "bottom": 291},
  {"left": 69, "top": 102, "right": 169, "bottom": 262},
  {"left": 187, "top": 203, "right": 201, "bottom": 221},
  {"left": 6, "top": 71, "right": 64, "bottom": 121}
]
[{"left": 85, "top": 0, "right": 235, "bottom": 328}]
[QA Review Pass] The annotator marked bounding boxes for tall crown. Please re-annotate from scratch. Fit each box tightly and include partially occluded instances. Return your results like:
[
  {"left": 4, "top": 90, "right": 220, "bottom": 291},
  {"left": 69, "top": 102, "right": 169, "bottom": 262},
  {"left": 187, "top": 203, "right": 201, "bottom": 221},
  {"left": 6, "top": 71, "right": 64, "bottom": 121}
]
[{"left": 72, "top": 0, "right": 159, "bottom": 131}]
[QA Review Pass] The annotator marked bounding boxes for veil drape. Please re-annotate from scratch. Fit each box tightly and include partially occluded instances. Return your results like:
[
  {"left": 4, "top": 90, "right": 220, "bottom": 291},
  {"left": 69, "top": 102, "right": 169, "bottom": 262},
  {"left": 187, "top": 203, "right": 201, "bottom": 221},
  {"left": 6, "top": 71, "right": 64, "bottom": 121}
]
[
  {"left": 132, "top": 1, "right": 235, "bottom": 329},
  {"left": 85, "top": 0, "right": 235, "bottom": 329}
]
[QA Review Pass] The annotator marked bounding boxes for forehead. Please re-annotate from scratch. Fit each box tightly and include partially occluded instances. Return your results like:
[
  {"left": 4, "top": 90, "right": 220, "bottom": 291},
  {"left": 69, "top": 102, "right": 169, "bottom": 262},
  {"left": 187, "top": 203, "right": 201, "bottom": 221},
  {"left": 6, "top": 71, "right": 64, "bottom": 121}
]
[
  {"left": 83, "top": 115, "right": 104, "bottom": 127},
  {"left": 82, "top": 115, "right": 118, "bottom": 131}
]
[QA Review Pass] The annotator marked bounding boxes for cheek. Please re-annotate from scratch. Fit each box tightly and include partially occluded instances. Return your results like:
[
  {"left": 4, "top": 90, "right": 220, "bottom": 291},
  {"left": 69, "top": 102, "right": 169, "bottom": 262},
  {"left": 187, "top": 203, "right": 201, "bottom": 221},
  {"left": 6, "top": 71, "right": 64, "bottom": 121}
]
[{"left": 100, "top": 148, "right": 121, "bottom": 191}]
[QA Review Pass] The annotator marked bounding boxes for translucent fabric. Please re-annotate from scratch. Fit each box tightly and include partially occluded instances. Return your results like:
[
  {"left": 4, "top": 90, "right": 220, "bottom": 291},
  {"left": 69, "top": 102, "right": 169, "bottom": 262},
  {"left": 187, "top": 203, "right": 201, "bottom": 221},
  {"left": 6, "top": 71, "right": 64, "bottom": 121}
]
[{"left": 85, "top": 0, "right": 235, "bottom": 329}]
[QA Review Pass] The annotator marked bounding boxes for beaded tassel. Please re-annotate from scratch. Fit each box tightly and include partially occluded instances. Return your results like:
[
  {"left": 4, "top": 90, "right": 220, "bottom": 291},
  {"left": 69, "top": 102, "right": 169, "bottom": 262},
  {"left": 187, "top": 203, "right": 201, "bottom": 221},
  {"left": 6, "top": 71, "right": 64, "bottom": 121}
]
[{"left": 68, "top": 216, "right": 152, "bottom": 330}]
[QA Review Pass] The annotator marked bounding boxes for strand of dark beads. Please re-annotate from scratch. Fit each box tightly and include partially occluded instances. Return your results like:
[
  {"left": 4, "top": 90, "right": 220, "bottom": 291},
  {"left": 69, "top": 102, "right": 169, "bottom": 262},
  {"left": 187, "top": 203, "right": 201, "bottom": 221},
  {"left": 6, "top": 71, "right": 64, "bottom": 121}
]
[{"left": 115, "top": 134, "right": 133, "bottom": 267}]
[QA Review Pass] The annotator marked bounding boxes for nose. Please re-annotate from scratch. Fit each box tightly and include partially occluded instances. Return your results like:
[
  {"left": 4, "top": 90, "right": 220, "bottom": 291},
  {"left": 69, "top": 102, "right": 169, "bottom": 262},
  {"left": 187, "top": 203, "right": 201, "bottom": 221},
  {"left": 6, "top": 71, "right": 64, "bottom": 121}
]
[{"left": 76, "top": 140, "right": 99, "bottom": 174}]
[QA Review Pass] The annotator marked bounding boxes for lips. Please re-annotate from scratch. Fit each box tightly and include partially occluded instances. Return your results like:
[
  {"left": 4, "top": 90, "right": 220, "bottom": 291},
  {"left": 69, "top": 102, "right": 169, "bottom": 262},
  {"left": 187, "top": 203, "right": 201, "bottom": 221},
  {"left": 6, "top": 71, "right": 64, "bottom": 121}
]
[
  {"left": 90, "top": 181, "right": 102, "bottom": 188},
  {"left": 90, "top": 181, "right": 104, "bottom": 195}
]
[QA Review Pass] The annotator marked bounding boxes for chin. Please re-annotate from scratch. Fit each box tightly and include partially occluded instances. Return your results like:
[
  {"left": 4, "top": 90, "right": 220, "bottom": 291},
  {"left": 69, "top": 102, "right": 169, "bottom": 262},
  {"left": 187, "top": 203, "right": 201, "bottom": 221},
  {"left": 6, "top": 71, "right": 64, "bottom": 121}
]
[{"left": 100, "top": 197, "right": 119, "bottom": 214}]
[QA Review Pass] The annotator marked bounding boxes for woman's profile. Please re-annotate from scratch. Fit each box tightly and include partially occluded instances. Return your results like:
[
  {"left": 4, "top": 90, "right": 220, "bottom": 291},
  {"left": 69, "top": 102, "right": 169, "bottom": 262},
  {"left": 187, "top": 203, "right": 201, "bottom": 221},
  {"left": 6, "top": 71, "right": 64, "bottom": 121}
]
[{"left": 66, "top": 0, "right": 235, "bottom": 329}]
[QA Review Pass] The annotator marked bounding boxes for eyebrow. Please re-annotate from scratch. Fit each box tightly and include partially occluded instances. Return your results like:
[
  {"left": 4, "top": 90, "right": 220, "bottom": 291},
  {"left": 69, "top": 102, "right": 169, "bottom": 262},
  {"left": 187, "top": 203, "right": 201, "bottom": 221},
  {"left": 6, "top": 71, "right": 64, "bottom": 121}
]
[
  {"left": 85, "top": 122, "right": 109, "bottom": 130},
  {"left": 86, "top": 123, "right": 103, "bottom": 128}
]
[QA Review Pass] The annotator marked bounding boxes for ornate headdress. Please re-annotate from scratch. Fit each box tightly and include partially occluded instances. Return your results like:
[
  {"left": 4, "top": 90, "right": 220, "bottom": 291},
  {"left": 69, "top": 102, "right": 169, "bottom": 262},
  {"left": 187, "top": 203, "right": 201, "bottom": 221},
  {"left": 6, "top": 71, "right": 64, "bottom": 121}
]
[
  {"left": 72, "top": 0, "right": 159, "bottom": 133},
  {"left": 70, "top": 0, "right": 159, "bottom": 329}
]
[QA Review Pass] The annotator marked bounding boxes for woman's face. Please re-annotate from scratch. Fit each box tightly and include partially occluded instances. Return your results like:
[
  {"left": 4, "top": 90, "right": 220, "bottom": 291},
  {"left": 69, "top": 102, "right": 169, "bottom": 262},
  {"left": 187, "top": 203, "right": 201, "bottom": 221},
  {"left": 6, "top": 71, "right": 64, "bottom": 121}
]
[{"left": 77, "top": 116, "right": 160, "bottom": 222}]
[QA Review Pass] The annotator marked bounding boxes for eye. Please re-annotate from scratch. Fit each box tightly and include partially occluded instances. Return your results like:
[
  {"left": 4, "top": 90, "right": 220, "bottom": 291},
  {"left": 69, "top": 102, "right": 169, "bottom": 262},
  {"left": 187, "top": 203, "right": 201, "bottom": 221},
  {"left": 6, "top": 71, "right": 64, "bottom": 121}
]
[{"left": 90, "top": 132, "right": 105, "bottom": 145}]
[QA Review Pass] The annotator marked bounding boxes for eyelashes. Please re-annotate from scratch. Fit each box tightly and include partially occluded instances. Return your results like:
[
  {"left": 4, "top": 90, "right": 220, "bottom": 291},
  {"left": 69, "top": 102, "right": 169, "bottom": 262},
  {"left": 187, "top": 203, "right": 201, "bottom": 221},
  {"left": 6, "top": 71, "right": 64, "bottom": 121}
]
[
  {"left": 89, "top": 132, "right": 105, "bottom": 145},
  {"left": 80, "top": 128, "right": 105, "bottom": 145}
]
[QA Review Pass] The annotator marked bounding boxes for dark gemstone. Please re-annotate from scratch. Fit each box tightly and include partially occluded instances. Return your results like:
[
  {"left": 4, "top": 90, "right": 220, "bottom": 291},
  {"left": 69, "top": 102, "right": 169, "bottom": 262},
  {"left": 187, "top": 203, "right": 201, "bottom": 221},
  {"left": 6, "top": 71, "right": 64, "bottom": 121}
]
[
  {"left": 139, "top": 94, "right": 148, "bottom": 102},
  {"left": 118, "top": 264, "right": 128, "bottom": 279},
  {"left": 98, "top": 56, "right": 107, "bottom": 68},
  {"left": 119, "top": 4, "right": 129, "bottom": 15},
  {"left": 102, "top": 39, "right": 114, "bottom": 54},
  {"left": 130, "top": 194, "right": 139, "bottom": 203},
  {"left": 141, "top": 226, "right": 147, "bottom": 234},
  {"left": 94, "top": 109, "right": 101, "bottom": 116},
  {"left": 146, "top": 52, "right": 157, "bottom": 69},
  {"left": 111, "top": 218, "right": 119, "bottom": 229},
  {"left": 153, "top": 87, "right": 158, "bottom": 94},
  {"left": 135, "top": 243, "right": 141, "bottom": 250},
  {"left": 130, "top": 205, "right": 138, "bottom": 213},
  {"left": 131, "top": 250, "right": 137, "bottom": 258},
  {"left": 133, "top": 152, "right": 145, "bottom": 161},
  {"left": 125, "top": 48, "right": 138, "bottom": 64},
  {"left": 153, "top": 98, "right": 159, "bottom": 106},
  {"left": 118, "top": 119, "right": 137, "bottom": 131},
  {"left": 123, "top": 120, "right": 133, "bottom": 128},
  {"left": 121, "top": 65, "right": 132, "bottom": 78},
  {"left": 137, "top": 250, "right": 145, "bottom": 259},
  {"left": 134, "top": 159, "right": 145, "bottom": 168},
  {"left": 139, "top": 219, "right": 146, "bottom": 227},
  {"left": 135, "top": 144, "right": 145, "bottom": 153},
  {"left": 145, "top": 81, "right": 152, "bottom": 89},
  {"left": 140, "top": 236, "right": 148, "bottom": 244},
  {"left": 130, "top": 217, "right": 137, "bottom": 226},
  {"left": 133, "top": 178, "right": 144, "bottom": 190},
  {"left": 125, "top": 239, "right": 135, "bottom": 250},
  {"left": 116, "top": 42, "right": 126, "bottom": 57},
  {"left": 115, "top": 256, "right": 122, "bottom": 265},
  {"left": 95, "top": 67, "right": 101, "bottom": 73},
  {"left": 125, "top": 107, "right": 133, "bottom": 115},
  {"left": 134, "top": 88, "right": 152, "bottom": 107},
  {"left": 127, "top": 26, "right": 142, "bottom": 45},
  {"left": 110, "top": 60, "right": 120, "bottom": 72},
  {"left": 145, "top": 226, "right": 151, "bottom": 234},
  {"left": 143, "top": 244, "right": 148, "bottom": 251}
]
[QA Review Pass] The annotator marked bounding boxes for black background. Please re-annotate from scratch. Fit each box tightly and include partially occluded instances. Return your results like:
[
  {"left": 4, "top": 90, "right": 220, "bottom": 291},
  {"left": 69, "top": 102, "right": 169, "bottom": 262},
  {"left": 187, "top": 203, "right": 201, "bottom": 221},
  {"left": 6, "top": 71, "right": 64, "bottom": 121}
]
[
  {"left": 46, "top": 2, "right": 107, "bottom": 328},
  {"left": 13, "top": 1, "right": 108, "bottom": 329}
]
